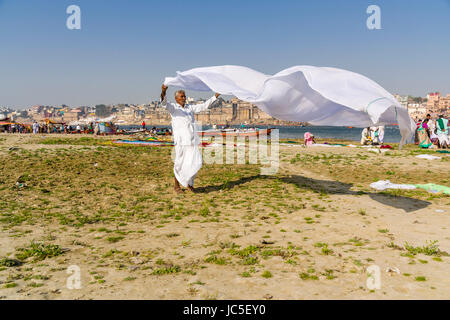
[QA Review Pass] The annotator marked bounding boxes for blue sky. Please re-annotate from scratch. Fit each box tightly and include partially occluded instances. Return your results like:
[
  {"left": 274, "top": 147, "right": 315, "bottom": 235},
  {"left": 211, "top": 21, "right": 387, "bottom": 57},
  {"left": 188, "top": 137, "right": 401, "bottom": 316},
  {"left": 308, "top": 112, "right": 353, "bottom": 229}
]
[{"left": 1, "top": 0, "right": 449, "bottom": 109}]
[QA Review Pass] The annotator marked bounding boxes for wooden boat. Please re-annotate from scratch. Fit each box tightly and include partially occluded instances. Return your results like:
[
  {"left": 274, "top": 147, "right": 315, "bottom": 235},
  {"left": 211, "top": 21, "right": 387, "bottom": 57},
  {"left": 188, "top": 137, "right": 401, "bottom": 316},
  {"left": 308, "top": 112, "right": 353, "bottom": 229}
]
[
  {"left": 120, "top": 128, "right": 146, "bottom": 135},
  {"left": 199, "top": 128, "right": 272, "bottom": 137}
]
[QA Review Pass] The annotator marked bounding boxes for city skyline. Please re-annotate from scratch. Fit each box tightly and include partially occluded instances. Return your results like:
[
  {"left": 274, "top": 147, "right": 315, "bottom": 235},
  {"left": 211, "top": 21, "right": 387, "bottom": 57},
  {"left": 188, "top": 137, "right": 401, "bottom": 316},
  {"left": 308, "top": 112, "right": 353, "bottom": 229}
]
[{"left": 1, "top": 0, "right": 450, "bottom": 109}]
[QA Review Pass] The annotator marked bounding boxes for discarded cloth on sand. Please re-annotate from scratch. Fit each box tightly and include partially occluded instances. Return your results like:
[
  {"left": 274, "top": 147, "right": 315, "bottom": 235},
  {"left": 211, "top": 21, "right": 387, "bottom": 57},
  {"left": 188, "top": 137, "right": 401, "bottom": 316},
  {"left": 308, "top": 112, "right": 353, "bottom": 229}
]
[
  {"left": 370, "top": 180, "right": 416, "bottom": 191},
  {"left": 164, "top": 65, "right": 416, "bottom": 149},
  {"left": 112, "top": 139, "right": 174, "bottom": 147},
  {"left": 370, "top": 180, "right": 450, "bottom": 194},
  {"left": 415, "top": 154, "right": 441, "bottom": 160},
  {"left": 414, "top": 184, "right": 450, "bottom": 194},
  {"left": 368, "top": 148, "right": 389, "bottom": 153}
]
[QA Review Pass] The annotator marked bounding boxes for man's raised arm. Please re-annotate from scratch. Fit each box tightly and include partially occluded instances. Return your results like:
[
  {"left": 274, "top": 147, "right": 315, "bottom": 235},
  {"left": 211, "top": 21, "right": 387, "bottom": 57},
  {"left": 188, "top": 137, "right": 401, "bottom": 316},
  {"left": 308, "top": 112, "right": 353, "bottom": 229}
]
[
  {"left": 160, "top": 84, "right": 176, "bottom": 114},
  {"left": 160, "top": 84, "right": 168, "bottom": 105},
  {"left": 191, "top": 93, "right": 221, "bottom": 113}
]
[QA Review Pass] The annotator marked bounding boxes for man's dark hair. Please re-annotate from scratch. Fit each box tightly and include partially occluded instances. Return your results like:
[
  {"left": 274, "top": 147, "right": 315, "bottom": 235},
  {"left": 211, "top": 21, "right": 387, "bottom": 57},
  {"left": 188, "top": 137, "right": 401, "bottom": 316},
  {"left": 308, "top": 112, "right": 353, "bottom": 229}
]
[{"left": 426, "top": 114, "right": 431, "bottom": 117}]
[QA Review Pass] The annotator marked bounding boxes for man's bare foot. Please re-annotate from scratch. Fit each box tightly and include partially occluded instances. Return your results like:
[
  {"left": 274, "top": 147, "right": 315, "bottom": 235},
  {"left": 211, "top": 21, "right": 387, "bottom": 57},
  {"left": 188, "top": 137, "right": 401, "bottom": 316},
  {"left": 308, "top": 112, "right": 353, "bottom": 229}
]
[
  {"left": 187, "top": 186, "right": 196, "bottom": 193},
  {"left": 174, "top": 177, "right": 183, "bottom": 194},
  {"left": 174, "top": 187, "right": 184, "bottom": 194}
]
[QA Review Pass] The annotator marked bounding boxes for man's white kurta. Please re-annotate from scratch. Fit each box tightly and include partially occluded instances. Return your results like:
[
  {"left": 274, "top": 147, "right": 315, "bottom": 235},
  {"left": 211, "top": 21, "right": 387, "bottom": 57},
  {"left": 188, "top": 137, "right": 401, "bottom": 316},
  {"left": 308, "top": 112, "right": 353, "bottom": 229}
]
[{"left": 161, "top": 95, "right": 217, "bottom": 187}]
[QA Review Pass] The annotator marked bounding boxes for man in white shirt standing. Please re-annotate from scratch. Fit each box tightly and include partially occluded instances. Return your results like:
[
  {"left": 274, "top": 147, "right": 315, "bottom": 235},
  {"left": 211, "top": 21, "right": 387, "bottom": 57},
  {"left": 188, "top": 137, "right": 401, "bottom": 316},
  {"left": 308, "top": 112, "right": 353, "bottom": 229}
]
[{"left": 160, "top": 84, "right": 220, "bottom": 193}]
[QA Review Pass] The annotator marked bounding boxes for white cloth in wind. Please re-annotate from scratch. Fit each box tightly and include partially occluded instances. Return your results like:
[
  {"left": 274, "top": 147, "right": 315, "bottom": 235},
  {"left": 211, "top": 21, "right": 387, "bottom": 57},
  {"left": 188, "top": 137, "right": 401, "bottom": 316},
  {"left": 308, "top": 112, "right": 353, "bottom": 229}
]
[{"left": 164, "top": 65, "right": 416, "bottom": 148}]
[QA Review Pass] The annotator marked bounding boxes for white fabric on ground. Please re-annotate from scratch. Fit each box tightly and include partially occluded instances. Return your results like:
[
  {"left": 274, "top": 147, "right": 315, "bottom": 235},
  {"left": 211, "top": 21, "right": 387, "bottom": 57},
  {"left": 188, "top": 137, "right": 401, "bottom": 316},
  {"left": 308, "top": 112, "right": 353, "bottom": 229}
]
[
  {"left": 279, "top": 143, "right": 303, "bottom": 147},
  {"left": 415, "top": 154, "right": 441, "bottom": 160},
  {"left": 368, "top": 148, "right": 389, "bottom": 153},
  {"left": 311, "top": 144, "right": 340, "bottom": 147},
  {"left": 164, "top": 65, "right": 416, "bottom": 149},
  {"left": 370, "top": 180, "right": 416, "bottom": 191}
]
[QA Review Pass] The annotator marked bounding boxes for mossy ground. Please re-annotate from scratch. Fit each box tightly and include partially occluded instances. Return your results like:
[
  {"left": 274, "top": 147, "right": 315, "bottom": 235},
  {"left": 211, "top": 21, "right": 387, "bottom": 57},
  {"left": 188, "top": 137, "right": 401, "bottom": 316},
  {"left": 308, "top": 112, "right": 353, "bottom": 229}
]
[{"left": 0, "top": 133, "right": 448, "bottom": 299}]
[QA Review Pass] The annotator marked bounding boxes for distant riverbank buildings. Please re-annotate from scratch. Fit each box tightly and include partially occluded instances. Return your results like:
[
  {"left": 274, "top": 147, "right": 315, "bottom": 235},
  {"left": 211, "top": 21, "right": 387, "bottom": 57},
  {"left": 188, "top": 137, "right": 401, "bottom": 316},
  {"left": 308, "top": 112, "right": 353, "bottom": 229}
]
[
  {"left": 396, "top": 93, "right": 449, "bottom": 122},
  {"left": 7, "top": 91, "right": 448, "bottom": 126}
]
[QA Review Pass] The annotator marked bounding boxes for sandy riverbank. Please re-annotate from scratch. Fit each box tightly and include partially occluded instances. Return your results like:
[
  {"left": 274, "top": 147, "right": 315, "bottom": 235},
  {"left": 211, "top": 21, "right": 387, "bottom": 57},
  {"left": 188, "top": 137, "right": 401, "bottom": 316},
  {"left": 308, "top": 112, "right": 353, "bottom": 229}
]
[{"left": 0, "top": 133, "right": 448, "bottom": 299}]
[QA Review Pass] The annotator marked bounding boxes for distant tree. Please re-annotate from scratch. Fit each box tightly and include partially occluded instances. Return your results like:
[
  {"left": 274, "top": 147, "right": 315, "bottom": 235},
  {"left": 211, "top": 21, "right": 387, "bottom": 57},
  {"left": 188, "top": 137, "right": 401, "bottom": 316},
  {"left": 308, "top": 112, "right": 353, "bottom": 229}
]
[
  {"left": 95, "top": 104, "right": 111, "bottom": 118},
  {"left": 408, "top": 96, "right": 425, "bottom": 104}
]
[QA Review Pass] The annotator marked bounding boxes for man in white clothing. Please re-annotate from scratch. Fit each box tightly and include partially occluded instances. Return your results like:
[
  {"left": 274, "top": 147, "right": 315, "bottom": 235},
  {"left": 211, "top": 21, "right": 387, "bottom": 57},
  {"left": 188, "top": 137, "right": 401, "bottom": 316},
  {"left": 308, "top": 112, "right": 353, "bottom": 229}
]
[
  {"left": 160, "top": 84, "right": 220, "bottom": 193},
  {"left": 361, "top": 127, "right": 372, "bottom": 145}
]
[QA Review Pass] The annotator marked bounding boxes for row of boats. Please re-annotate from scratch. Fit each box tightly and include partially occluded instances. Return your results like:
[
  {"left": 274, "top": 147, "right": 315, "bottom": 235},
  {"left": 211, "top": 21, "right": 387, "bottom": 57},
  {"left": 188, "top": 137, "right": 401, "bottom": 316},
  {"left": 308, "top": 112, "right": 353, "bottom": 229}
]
[
  {"left": 121, "top": 127, "right": 272, "bottom": 137},
  {"left": 199, "top": 128, "right": 271, "bottom": 137}
]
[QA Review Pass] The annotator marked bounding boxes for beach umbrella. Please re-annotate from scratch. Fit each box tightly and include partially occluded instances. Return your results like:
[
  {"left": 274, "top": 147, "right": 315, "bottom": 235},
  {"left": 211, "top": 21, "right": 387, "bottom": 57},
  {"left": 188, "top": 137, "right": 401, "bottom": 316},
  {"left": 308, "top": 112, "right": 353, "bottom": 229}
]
[{"left": 164, "top": 65, "right": 416, "bottom": 149}]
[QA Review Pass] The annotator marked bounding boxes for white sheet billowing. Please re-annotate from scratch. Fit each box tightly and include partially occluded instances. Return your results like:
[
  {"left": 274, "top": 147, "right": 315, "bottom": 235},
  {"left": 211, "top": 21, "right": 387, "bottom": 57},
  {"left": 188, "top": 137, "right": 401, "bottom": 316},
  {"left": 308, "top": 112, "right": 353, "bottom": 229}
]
[{"left": 164, "top": 65, "right": 416, "bottom": 148}]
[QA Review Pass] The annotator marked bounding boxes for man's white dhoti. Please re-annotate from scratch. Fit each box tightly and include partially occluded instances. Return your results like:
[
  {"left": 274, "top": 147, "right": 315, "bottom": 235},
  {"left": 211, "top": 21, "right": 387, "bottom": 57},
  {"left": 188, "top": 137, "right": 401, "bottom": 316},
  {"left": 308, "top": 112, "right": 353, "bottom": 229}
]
[
  {"left": 161, "top": 95, "right": 217, "bottom": 187},
  {"left": 174, "top": 144, "right": 202, "bottom": 187}
]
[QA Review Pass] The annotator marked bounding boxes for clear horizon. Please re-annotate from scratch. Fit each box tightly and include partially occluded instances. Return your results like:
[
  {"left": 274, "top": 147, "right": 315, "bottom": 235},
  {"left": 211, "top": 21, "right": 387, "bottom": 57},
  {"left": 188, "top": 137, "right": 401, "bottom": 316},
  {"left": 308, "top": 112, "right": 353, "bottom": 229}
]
[{"left": 1, "top": 0, "right": 450, "bottom": 110}]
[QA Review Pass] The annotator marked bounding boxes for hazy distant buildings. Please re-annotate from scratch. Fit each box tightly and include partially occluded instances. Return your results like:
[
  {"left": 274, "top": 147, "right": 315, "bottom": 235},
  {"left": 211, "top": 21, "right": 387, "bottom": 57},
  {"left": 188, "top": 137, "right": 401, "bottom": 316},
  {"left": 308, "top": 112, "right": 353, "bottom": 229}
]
[
  {"left": 426, "top": 92, "right": 450, "bottom": 117},
  {"left": 8, "top": 91, "right": 448, "bottom": 125},
  {"left": 395, "top": 92, "right": 449, "bottom": 121}
]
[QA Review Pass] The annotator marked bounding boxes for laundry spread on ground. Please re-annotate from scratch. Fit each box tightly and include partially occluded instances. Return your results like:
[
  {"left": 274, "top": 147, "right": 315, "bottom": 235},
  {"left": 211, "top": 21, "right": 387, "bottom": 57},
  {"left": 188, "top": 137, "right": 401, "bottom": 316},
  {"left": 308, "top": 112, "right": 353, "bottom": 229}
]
[
  {"left": 415, "top": 154, "right": 442, "bottom": 160},
  {"left": 164, "top": 65, "right": 416, "bottom": 149},
  {"left": 370, "top": 180, "right": 450, "bottom": 194},
  {"left": 111, "top": 138, "right": 174, "bottom": 147},
  {"left": 370, "top": 180, "right": 417, "bottom": 191}
]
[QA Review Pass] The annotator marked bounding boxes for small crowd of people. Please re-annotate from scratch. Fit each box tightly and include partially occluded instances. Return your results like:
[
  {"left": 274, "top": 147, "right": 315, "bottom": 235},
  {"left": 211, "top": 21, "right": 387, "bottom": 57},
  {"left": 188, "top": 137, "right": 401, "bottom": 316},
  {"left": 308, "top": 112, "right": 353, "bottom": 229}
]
[
  {"left": 31, "top": 122, "right": 98, "bottom": 134},
  {"left": 1, "top": 120, "right": 174, "bottom": 136},
  {"left": 1, "top": 123, "right": 31, "bottom": 134},
  {"left": 149, "top": 126, "right": 172, "bottom": 135},
  {"left": 1, "top": 121, "right": 101, "bottom": 135},
  {"left": 361, "top": 126, "right": 385, "bottom": 145},
  {"left": 415, "top": 114, "right": 449, "bottom": 149}
]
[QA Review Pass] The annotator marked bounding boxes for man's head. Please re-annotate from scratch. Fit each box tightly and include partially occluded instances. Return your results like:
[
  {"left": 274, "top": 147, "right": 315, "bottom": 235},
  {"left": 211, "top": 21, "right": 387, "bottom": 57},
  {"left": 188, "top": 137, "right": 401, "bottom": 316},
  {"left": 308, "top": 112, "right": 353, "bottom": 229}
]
[
  {"left": 439, "top": 114, "right": 444, "bottom": 119},
  {"left": 426, "top": 114, "right": 431, "bottom": 119},
  {"left": 175, "top": 90, "right": 186, "bottom": 107}
]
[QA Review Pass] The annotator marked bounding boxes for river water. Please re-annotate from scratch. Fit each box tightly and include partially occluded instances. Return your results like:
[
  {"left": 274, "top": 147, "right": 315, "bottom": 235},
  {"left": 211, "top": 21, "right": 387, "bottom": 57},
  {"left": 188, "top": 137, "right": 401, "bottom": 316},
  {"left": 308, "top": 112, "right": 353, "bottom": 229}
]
[{"left": 120, "top": 125, "right": 402, "bottom": 143}]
